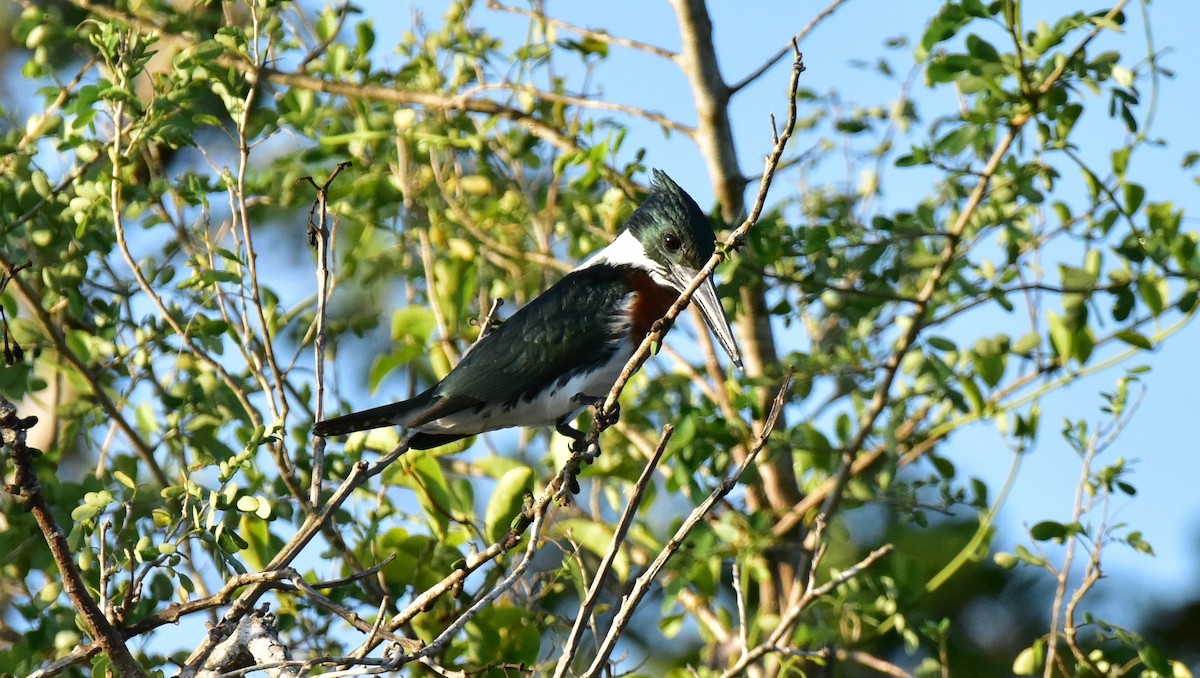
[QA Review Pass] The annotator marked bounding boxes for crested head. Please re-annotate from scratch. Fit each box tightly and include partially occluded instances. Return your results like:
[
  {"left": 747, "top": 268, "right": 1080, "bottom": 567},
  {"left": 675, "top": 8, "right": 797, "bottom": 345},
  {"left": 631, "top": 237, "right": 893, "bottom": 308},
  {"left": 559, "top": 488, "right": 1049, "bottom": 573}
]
[
  {"left": 625, "top": 170, "right": 717, "bottom": 272},
  {"left": 578, "top": 170, "right": 719, "bottom": 282},
  {"left": 576, "top": 169, "right": 744, "bottom": 369}
]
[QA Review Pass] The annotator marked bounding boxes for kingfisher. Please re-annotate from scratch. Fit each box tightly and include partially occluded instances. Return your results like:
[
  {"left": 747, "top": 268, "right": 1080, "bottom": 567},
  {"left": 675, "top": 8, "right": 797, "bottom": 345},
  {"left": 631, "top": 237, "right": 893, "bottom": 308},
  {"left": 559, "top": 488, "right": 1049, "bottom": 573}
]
[{"left": 313, "top": 170, "right": 742, "bottom": 450}]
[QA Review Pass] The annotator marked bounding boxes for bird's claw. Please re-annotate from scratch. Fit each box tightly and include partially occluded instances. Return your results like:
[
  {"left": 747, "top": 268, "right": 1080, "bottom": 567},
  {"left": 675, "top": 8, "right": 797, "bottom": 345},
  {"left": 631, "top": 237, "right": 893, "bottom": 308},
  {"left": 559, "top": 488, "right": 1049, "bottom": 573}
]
[
  {"left": 571, "top": 393, "right": 621, "bottom": 430},
  {"left": 596, "top": 403, "right": 621, "bottom": 430}
]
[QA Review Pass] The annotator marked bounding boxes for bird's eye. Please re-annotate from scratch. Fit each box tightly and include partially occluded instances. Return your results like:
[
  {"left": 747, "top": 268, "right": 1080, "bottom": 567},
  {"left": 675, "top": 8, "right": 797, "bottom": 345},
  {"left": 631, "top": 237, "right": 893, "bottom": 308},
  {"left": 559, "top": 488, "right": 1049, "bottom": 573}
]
[{"left": 663, "top": 233, "right": 682, "bottom": 252}]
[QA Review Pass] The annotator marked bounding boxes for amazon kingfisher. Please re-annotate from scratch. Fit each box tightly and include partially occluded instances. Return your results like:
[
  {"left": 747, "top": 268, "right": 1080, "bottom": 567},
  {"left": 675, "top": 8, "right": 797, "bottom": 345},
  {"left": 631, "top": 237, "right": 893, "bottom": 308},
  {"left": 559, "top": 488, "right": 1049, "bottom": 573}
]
[{"left": 313, "top": 170, "right": 742, "bottom": 450}]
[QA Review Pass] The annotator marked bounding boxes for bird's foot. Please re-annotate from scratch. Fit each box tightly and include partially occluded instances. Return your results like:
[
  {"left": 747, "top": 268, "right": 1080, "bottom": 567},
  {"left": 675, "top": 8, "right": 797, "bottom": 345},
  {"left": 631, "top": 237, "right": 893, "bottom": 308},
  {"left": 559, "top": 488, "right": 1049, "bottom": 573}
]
[
  {"left": 556, "top": 414, "right": 604, "bottom": 475},
  {"left": 571, "top": 393, "right": 621, "bottom": 430}
]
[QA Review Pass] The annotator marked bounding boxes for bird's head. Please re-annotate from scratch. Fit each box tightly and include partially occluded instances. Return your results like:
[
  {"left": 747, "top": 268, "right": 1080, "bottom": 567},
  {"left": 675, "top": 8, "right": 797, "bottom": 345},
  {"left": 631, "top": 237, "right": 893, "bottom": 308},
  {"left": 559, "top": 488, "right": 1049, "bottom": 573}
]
[{"left": 592, "top": 170, "right": 743, "bottom": 369}]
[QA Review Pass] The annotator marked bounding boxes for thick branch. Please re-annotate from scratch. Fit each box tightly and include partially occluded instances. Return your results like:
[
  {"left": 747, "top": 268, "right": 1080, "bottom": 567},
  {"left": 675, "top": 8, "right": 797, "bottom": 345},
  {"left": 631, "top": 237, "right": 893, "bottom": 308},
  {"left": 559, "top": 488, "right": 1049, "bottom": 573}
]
[
  {"left": 669, "top": 0, "right": 803, "bottom": 530},
  {"left": 669, "top": 0, "right": 745, "bottom": 209}
]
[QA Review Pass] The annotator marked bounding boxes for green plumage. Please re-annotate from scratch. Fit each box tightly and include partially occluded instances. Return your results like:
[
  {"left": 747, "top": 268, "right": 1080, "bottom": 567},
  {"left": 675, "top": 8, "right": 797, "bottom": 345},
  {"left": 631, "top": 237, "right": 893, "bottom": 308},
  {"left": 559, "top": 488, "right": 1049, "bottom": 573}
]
[{"left": 436, "top": 264, "right": 634, "bottom": 404}]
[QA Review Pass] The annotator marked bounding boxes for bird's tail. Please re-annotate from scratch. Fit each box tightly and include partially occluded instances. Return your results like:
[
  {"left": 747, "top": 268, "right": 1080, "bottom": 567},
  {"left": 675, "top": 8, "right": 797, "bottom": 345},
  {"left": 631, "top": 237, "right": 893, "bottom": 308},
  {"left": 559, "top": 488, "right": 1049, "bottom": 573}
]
[{"left": 313, "top": 389, "right": 434, "bottom": 437}]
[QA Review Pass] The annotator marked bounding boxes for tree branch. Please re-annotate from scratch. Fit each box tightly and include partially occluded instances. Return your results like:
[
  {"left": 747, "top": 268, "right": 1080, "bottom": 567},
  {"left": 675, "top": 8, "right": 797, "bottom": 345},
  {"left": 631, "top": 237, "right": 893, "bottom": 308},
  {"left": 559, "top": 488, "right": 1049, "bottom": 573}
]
[
  {"left": 581, "top": 373, "right": 792, "bottom": 677},
  {"left": 728, "top": 0, "right": 850, "bottom": 95},
  {"left": 553, "top": 425, "right": 674, "bottom": 677},
  {"left": 486, "top": 0, "right": 679, "bottom": 61},
  {"left": 1, "top": 399, "right": 149, "bottom": 678}
]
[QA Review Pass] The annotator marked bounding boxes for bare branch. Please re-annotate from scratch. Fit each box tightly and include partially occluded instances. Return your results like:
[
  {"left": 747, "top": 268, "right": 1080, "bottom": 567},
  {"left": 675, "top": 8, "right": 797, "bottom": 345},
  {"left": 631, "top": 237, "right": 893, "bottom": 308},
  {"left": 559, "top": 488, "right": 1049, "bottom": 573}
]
[
  {"left": 303, "top": 161, "right": 352, "bottom": 507},
  {"left": 197, "top": 607, "right": 297, "bottom": 678},
  {"left": 554, "top": 425, "right": 675, "bottom": 677},
  {"left": 487, "top": 0, "right": 678, "bottom": 60},
  {"left": 581, "top": 372, "right": 793, "bottom": 677},
  {"left": 729, "top": 0, "right": 849, "bottom": 95},
  {"left": 456, "top": 82, "right": 696, "bottom": 137}
]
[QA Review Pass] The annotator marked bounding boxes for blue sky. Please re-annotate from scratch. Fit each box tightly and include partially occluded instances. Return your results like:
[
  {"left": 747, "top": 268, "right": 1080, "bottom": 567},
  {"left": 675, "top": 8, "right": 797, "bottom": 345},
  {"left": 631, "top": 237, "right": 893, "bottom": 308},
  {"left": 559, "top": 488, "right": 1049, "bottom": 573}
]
[{"left": 362, "top": 0, "right": 1200, "bottom": 629}]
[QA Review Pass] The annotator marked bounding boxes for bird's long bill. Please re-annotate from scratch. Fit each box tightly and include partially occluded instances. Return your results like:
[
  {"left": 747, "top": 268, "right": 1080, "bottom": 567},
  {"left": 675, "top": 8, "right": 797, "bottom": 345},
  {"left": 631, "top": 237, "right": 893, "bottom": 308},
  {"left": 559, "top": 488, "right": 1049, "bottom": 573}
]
[{"left": 675, "top": 265, "right": 743, "bottom": 370}]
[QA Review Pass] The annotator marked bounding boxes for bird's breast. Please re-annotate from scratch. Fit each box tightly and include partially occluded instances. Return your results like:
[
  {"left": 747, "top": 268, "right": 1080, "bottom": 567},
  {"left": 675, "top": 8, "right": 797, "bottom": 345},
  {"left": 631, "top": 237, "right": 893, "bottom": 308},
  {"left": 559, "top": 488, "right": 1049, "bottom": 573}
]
[{"left": 624, "top": 270, "right": 680, "bottom": 342}]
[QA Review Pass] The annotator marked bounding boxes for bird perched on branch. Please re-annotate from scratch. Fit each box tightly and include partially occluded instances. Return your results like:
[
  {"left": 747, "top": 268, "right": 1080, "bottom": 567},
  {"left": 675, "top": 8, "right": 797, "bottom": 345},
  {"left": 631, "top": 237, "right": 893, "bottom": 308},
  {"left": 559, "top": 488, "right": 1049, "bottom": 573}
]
[{"left": 314, "top": 170, "right": 742, "bottom": 450}]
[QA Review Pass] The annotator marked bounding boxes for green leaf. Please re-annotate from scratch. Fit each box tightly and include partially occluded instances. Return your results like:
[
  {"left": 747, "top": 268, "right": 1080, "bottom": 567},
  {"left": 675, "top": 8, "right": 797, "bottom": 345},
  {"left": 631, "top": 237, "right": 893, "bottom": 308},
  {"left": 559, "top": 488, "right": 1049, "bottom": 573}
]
[
  {"left": 927, "top": 54, "right": 976, "bottom": 84},
  {"left": 1012, "top": 332, "right": 1041, "bottom": 356},
  {"left": 1136, "top": 637, "right": 1171, "bottom": 674},
  {"left": 398, "top": 454, "right": 456, "bottom": 539},
  {"left": 927, "top": 336, "right": 957, "bottom": 351},
  {"left": 993, "top": 552, "right": 1017, "bottom": 569},
  {"left": 560, "top": 519, "right": 628, "bottom": 581},
  {"left": 1114, "top": 330, "right": 1153, "bottom": 350},
  {"left": 660, "top": 613, "right": 687, "bottom": 639},
  {"left": 1059, "top": 264, "right": 1096, "bottom": 292},
  {"left": 71, "top": 504, "right": 100, "bottom": 522},
  {"left": 1012, "top": 645, "right": 1039, "bottom": 675},
  {"left": 919, "top": 3, "right": 969, "bottom": 55},
  {"left": 1073, "top": 326, "right": 1094, "bottom": 364},
  {"left": 239, "top": 514, "right": 281, "bottom": 572},
  {"left": 367, "top": 347, "right": 421, "bottom": 392},
  {"left": 959, "top": 375, "right": 985, "bottom": 412},
  {"left": 1124, "top": 182, "right": 1145, "bottom": 214},
  {"left": 1137, "top": 275, "right": 1166, "bottom": 316},
  {"left": 965, "top": 34, "right": 1000, "bottom": 62},
  {"left": 1030, "top": 520, "right": 1066, "bottom": 542},
  {"left": 391, "top": 306, "right": 437, "bottom": 343},
  {"left": 1014, "top": 545, "right": 1045, "bottom": 567},
  {"left": 484, "top": 466, "right": 534, "bottom": 544},
  {"left": 1047, "top": 312, "right": 1074, "bottom": 361}
]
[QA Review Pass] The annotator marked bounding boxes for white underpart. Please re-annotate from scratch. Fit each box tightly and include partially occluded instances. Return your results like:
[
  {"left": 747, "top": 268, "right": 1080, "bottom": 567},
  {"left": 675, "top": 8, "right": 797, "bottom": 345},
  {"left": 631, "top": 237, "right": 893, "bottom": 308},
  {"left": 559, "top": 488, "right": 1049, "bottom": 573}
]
[
  {"left": 576, "top": 229, "right": 674, "bottom": 289},
  {"left": 417, "top": 300, "right": 638, "bottom": 436}
]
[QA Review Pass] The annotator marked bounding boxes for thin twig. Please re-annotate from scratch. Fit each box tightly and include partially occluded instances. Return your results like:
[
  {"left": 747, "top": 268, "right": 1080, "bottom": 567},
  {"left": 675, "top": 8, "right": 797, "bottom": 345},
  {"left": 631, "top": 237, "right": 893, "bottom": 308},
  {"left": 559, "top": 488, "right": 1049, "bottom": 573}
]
[
  {"left": 732, "top": 558, "right": 749, "bottom": 657},
  {"left": 230, "top": 33, "right": 301, "bottom": 496},
  {"left": 302, "top": 161, "right": 352, "bottom": 507},
  {"left": 179, "top": 437, "right": 413, "bottom": 675},
  {"left": 728, "top": 0, "right": 848, "bottom": 95},
  {"left": 581, "top": 373, "right": 793, "bottom": 677},
  {"left": 398, "top": 501, "right": 553, "bottom": 668},
  {"left": 553, "top": 425, "right": 675, "bottom": 677},
  {"left": 487, "top": 0, "right": 678, "bottom": 60},
  {"left": 718, "top": 545, "right": 894, "bottom": 677}
]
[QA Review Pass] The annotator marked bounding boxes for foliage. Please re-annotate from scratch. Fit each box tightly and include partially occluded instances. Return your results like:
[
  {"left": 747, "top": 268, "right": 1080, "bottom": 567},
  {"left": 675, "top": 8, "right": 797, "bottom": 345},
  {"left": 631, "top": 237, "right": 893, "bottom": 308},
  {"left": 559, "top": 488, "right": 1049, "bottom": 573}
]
[{"left": 0, "top": 1, "right": 1196, "bottom": 676}]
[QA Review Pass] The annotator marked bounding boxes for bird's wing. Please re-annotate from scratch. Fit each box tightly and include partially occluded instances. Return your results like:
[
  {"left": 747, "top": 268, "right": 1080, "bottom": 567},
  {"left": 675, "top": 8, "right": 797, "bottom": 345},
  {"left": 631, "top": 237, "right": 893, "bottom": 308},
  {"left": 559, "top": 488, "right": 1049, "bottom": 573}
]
[{"left": 432, "top": 265, "right": 632, "bottom": 405}]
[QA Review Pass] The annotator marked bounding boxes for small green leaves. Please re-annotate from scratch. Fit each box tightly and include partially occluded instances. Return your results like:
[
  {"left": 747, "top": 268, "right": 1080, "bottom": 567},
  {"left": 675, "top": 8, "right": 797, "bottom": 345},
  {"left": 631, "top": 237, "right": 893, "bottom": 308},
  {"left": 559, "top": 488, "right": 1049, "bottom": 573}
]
[
  {"left": 235, "top": 495, "right": 274, "bottom": 521},
  {"left": 1138, "top": 274, "right": 1169, "bottom": 316}
]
